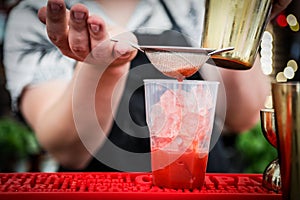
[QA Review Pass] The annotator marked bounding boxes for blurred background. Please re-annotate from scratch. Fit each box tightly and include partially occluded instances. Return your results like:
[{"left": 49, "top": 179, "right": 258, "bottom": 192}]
[{"left": 0, "top": 0, "right": 299, "bottom": 173}]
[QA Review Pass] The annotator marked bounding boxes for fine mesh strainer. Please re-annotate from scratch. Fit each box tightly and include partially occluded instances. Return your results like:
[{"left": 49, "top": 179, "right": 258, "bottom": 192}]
[
  {"left": 139, "top": 46, "right": 234, "bottom": 80},
  {"left": 111, "top": 39, "right": 233, "bottom": 80}
]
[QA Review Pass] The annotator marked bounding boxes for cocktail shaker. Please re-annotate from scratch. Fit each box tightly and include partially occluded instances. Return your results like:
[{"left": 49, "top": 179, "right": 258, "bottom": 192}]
[
  {"left": 201, "top": 0, "right": 272, "bottom": 70},
  {"left": 272, "top": 82, "right": 300, "bottom": 200}
]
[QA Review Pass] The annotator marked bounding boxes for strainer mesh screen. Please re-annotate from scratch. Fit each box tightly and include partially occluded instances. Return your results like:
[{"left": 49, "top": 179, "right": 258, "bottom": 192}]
[{"left": 145, "top": 51, "right": 210, "bottom": 73}]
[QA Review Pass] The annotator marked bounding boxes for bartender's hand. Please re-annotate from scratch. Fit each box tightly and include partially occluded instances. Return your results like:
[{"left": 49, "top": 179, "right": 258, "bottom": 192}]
[
  {"left": 271, "top": 0, "right": 292, "bottom": 19},
  {"left": 38, "top": 0, "right": 137, "bottom": 67}
]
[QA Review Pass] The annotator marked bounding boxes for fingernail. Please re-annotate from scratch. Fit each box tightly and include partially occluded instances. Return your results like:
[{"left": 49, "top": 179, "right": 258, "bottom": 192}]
[
  {"left": 49, "top": 2, "right": 62, "bottom": 12},
  {"left": 90, "top": 24, "right": 100, "bottom": 33},
  {"left": 73, "top": 11, "right": 85, "bottom": 20}
]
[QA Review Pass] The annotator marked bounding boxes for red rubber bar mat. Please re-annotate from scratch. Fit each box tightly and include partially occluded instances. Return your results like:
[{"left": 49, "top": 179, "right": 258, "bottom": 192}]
[{"left": 0, "top": 173, "right": 280, "bottom": 200}]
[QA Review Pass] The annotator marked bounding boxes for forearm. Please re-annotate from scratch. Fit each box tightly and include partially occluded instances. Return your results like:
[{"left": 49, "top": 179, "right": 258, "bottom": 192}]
[{"left": 22, "top": 62, "right": 129, "bottom": 169}]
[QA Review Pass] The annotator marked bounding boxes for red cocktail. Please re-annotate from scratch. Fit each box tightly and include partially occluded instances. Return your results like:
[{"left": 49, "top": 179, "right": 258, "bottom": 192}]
[
  {"left": 152, "top": 148, "right": 208, "bottom": 189},
  {"left": 144, "top": 79, "right": 219, "bottom": 190}
]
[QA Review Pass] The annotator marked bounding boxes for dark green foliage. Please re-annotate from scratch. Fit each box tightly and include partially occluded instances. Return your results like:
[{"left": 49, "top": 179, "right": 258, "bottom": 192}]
[
  {"left": 0, "top": 117, "right": 39, "bottom": 159},
  {"left": 236, "top": 123, "right": 277, "bottom": 173}
]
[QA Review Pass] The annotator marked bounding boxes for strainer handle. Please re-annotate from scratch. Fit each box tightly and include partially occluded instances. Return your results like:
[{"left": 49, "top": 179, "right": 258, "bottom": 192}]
[
  {"left": 208, "top": 47, "right": 234, "bottom": 56},
  {"left": 110, "top": 38, "right": 144, "bottom": 52}
]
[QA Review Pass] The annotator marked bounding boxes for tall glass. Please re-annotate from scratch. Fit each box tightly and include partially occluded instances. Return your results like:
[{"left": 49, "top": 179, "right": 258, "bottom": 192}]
[
  {"left": 201, "top": 0, "right": 272, "bottom": 70},
  {"left": 144, "top": 79, "right": 219, "bottom": 190}
]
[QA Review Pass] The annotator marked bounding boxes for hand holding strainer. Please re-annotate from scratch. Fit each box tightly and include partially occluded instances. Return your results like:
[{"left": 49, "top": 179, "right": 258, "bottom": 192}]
[{"left": 111, "top": 38, "right": 234, "bottom": 80}]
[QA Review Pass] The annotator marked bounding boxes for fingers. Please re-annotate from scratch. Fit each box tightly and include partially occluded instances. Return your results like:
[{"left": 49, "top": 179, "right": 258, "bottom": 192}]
[
  {"left": 87, "top": 15, "right": 109, "bottom": 45},
  {"left": 44, "top": 1, "right": 92, "bottom": 61},
  {"left": 112, "top": 34, "right": 137, "bottom": 59},
  {"left": 109, "top": 31, "right": 138, "bottom": 66},
  {"left": 85, "top": 15, "right": 114, "bottom": 64},
  {"left": 46, "top": 0, "right": 67, "bottom": 44},
  {"left": 86, "top": 16, "right": 137, "bottom": 65},
  {"left": 38, "top": 6, "right": 47, "bottom": 24},
  {"left": 38, "top": 6, "right": 70, "bottom": 28},
  {"left": 111, "top": 42, "right": 138, "bottom": 66},
  {"left": 45, "top": 0, "right": 76, "bottom": 58},
  {"left": 69, "top": 4, "right": 90, "bottom": 60},
  {"left": 87, "top": 15, "right": 110, "bottom": 54},
  {"left": 39, "top": 0, "right": 137, "bottom": 66}
]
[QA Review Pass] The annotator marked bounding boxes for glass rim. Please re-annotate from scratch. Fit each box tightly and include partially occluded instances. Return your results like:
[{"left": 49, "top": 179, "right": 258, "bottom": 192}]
[{"left": 143, "top": 79, "right": 219, "bottom": 85}]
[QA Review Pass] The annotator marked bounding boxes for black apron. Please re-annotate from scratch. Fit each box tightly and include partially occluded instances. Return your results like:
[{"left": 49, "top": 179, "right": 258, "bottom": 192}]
[{"left": 58, "top": 0, "right": 244, "bottom": 173}]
